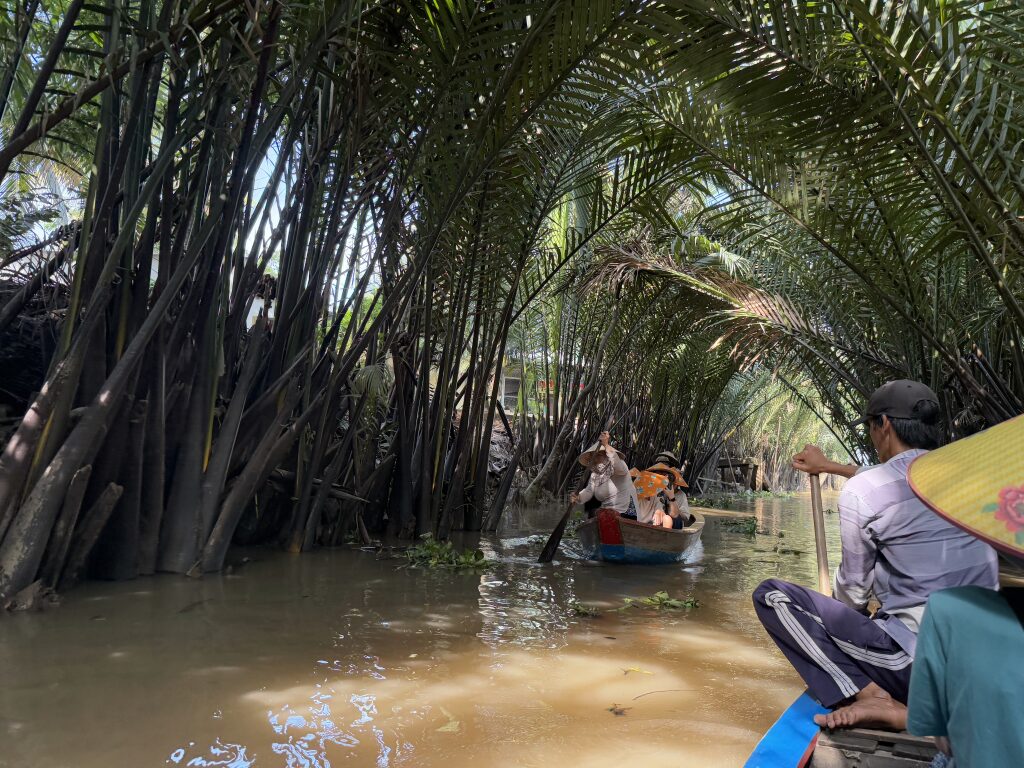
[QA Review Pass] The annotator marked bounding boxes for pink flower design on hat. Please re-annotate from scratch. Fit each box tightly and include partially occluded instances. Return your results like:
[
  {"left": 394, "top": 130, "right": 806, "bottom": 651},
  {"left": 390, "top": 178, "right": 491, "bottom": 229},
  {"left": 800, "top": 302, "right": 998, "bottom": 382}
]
[{"left": 994, "top": 485, "right": 1024, "bottom": 534}]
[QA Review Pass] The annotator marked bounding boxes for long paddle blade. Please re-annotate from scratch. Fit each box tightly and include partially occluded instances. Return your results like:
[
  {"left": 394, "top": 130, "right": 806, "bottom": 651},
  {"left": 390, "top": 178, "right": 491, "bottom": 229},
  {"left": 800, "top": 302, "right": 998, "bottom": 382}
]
[{"left": 537, "top": 502, "right": 574, "bottom": 563}]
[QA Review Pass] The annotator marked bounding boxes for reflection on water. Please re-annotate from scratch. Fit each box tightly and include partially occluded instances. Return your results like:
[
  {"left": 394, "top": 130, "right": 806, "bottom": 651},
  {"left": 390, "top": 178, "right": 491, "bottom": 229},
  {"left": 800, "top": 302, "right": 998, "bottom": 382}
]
[
  {"left": 0, "top": 496, "right": 839, "bottom": 768},
  {"left": 168, "top": 738, "right": 253, "bottom": 767}
]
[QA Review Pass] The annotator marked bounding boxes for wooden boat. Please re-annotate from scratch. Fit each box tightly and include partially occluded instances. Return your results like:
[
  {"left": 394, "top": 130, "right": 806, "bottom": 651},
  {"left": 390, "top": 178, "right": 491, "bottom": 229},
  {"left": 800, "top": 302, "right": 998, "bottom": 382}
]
[
  {"left": 744, "top": 692, "right": 938, "bottom": 768},
  {"left": 576, "top": 507, "right": 704, "bottom": 564}
]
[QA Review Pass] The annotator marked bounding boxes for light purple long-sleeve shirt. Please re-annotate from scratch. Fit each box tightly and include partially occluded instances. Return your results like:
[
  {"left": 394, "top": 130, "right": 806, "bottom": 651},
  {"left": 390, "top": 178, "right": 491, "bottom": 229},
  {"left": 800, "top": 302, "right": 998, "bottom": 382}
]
[{"left": 833, "top": 449, "right": 999, "bottom": 656}]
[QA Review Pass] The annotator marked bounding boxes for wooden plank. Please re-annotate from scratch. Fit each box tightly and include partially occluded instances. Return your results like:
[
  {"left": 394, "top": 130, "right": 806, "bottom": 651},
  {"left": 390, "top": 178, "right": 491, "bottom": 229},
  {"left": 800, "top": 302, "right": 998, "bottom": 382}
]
[{"left": 810, "top": 729, "right": 936, "bottom": 768}]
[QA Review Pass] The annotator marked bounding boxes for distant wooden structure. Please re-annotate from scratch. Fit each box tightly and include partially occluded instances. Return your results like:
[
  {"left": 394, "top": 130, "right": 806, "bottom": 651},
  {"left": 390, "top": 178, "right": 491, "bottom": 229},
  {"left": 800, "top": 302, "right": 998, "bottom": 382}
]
[{"left": 717, "top": 455, "right": 766, "bottom": 492}]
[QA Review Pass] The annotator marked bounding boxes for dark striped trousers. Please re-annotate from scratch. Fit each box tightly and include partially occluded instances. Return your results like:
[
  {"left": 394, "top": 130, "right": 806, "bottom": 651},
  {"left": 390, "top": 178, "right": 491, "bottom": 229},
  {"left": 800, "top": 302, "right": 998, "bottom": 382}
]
[{"left": 752, "top": 578, "right": 914, "bottom": 708}]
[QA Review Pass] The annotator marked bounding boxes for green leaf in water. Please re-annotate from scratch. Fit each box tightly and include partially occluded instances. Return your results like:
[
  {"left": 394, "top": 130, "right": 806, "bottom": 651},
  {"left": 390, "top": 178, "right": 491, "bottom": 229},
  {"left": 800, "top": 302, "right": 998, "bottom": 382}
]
[
  {"left": 570, "top": 601, "right": 602, "bottom": 617},
  {"left": 720, "top": 516, "right": 758, "bottom": 535},
  {"left": 619, "top": 591, "right": 700, "bottom": 611},
  {"left": 404, "top": 534, "right": 491, "bottom": 571}
]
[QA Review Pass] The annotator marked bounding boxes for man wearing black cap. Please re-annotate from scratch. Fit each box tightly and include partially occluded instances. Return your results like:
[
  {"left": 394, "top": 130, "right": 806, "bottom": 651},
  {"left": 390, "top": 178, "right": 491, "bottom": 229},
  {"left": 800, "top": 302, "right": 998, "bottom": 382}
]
[
  {"left": 752, "top": 380, "right": 999, "bottom": 731},
  {"left": 793, "top": 380, "right": 947, "bottom": 479}
]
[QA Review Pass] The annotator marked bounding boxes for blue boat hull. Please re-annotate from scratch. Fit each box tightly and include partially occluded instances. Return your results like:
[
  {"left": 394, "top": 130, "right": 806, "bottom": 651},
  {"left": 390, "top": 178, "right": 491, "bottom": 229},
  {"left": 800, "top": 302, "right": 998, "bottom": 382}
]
[
  {"left": 593, "top": 543, "right": 685, "bottom": 564},
  {"left": 577, "top": 508, "right": 704, "bottom": 564},
  {"left": 744, "top": 692, "right": 826, "bottom": 768}
]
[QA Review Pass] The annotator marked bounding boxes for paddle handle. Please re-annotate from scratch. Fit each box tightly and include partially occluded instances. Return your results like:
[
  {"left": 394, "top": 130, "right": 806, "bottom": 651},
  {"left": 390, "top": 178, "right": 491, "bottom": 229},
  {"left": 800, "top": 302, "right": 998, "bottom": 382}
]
[{"left": 810, "top": 473, "right": 831, "bottom": 597}]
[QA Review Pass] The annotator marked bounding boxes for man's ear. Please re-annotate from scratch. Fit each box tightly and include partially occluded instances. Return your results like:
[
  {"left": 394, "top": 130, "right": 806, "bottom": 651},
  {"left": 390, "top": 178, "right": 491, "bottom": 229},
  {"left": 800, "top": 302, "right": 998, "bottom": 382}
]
[{"left": 877, "top": 415, "right": 895, "bottom": 450}]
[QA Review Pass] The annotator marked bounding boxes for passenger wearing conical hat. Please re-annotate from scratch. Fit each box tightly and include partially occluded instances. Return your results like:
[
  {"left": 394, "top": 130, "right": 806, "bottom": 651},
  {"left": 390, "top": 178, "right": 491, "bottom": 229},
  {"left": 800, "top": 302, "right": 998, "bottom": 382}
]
[
  {"left": 903, "top": 414, "right": 1024, "bottom": 767},
  {"left": 635, "top": 463, "right": 692, "bottom": 528},
  {"left": 753, "top": 380, "right": 999, "bottom": 733},
  {"left": 570, "top": 431, "right": 639, "bottom": 518},
  {"left": 633, "top": 467, "right": 669, "bottom": 524}
]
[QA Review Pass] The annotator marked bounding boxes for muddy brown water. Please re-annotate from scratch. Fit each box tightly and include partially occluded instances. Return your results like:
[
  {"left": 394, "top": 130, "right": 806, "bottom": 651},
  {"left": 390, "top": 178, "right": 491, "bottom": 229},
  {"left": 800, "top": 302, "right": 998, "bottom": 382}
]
[{"left": 0, "top": 496, "right": 841, "bottom": 768}]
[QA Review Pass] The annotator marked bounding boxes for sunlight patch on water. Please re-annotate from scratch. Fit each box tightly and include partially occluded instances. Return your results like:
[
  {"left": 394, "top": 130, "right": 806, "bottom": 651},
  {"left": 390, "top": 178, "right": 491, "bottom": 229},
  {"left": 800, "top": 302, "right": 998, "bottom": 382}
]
[{"left": 166, "top": 738, "right": 252, "bottom": 767}]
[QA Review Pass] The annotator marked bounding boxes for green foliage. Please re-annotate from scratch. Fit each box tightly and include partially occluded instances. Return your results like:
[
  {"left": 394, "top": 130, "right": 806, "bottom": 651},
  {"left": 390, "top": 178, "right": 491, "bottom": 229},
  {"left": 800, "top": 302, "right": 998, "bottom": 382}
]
[
  {"left": 0, "top": 188, "right": 62, "bottom": 255},
  {"left": 620, "top": 591, "right": 700, "bottom": 611},
  {"left": 584, "top": 0, "right": 1024, "bottom": 449},
  {"left": 562, "top": 512, "right": 589, "bottom": 540},
  {"left": 403, "top": 535, "right": 489, "bottom": 571},
  {"left": 770, "top": 543, "right": 804, "bottom": 556},
  {"left": 719, "top": 516, "right": 758, "bottom": 535},
  {"left": 569, "top": 601, "right": 602, "bottom": 617},
  {"left": 690, "top": 494, "right": 740, "bottom": 510}
]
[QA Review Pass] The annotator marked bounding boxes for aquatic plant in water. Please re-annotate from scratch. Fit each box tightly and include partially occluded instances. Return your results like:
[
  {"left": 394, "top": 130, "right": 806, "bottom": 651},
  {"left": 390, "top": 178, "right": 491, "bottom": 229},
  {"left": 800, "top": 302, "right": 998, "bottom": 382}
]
[
  {"left": 403, "top": 535, "right": 490, "bottom": 570},
  {"left": 719, "top": 516, "right": 758, "bottom": 535},
  {"left": 569, "top": 601, "right": 602, "bottom": 617},
  {"left": 620, "top": 591, "right": 700, "bottom": 610}
]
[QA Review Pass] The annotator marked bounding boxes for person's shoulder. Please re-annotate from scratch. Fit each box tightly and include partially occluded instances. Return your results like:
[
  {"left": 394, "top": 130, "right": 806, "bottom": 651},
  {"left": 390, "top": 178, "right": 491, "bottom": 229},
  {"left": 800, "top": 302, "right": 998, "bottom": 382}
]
[
  {"left": 841, "top": 466, "right": 880, "bottom": 494},
  {"left": 839, "top": 465, "right": 889, "bottom": 507},
  {"left": 840, "top": 460, "right": 912, "bottom": 509},
  {"left": 927, "top": 586, "right": 1003, "bottom": 619}
]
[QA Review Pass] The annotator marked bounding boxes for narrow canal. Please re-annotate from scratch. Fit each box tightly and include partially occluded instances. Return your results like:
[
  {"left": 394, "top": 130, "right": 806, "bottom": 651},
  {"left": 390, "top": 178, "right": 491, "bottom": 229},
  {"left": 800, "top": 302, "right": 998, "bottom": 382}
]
[{"left": 0, "top": 497, "right": 841, "bottom": 768}]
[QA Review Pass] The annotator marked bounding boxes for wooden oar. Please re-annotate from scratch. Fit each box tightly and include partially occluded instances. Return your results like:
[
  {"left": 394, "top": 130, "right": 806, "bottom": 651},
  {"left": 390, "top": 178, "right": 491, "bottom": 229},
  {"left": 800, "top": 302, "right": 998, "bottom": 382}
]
[
  {"left": 537, "top": 500, "right": 575, "bottom": 563},
  {"left": 539, "top": 420, "right": 615, "bottom": 563},
  {"left": 809, "top": 473, "right": 831, "bottom": 597}
]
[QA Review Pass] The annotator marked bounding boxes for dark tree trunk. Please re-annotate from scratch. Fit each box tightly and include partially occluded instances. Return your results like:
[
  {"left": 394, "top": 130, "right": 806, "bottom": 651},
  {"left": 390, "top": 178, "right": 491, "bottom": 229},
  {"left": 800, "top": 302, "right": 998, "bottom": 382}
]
[{"left": 91, "top": 398, "right": 147, "bottom": 580}]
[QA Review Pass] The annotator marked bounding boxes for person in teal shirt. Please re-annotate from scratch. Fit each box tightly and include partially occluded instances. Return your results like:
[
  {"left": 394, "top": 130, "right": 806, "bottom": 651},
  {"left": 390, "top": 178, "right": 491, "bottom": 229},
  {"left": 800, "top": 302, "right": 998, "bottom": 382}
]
[
  {"left": 907, "top": 586, "right": 1024, "bottom": 766},
  {"left": 904, "top": 415, "right": 1024, "bottom": 766}
]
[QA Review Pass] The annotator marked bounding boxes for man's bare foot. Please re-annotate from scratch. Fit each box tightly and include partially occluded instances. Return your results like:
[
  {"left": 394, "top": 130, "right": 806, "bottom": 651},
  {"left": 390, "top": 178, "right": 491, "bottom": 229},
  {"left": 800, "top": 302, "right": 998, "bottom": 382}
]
[{"left": 813, "top": 683, "right": 907, "bottom": 731}]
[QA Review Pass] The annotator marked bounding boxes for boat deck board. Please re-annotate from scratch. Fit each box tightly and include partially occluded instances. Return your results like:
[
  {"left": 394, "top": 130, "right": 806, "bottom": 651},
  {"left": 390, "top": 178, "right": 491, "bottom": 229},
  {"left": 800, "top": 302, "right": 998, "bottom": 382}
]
[
  {"left": 746, "top": 693, "right": 939, "bottom": 768},
  {"left": 810, "top": 729, "right": 937, "bottom": 767}
]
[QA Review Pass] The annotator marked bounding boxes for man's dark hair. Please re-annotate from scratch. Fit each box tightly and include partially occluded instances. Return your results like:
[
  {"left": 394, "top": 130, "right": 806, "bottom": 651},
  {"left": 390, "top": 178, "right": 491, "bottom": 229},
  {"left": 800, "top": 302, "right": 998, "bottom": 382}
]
[{"left": 872, "top": 398, "right": 944, "bottom": 450}]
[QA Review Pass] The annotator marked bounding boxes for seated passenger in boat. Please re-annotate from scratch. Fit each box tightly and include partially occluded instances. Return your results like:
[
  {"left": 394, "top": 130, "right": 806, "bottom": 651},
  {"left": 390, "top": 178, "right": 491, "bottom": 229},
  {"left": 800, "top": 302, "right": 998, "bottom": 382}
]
[
  {"left": 635, "top": 463, "right": 693, "bottom": 529},
  {"left": 654, "top": 484, "right": 690, "bottom": 530},
  {"left": 570, "top": 431, "right": 639, "bottom": 519},
  {"left": 904, "top": 417, "right": 1024, "bottom": 767},
  {"left": 652, "top": 452, "right": 693, "bottom": 517},
  {"left": 752, "top": 380, "right": 999, "bottom": 732}
]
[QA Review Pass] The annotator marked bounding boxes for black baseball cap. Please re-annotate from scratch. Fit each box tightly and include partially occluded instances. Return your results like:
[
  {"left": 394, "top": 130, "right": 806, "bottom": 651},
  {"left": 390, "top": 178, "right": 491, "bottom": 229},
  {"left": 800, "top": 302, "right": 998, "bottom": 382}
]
[
  {"left": 654, "top": 450, "right": 679, "bottom": 466},
  {"left": 850, "top": 379, "right": 940, "bottom": 428}
]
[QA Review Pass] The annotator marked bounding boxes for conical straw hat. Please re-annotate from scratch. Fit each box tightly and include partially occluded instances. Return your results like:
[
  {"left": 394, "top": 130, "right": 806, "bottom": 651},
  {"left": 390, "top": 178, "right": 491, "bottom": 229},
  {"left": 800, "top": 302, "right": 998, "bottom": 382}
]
[
  {"left": 907, "top": 414, "right": 1024, "bottom": 558},
  {"left": 646, "top": 462, "right": 688, "bottom": 488},
  {"left": 579, "top": 441, "right": 625, "bottom": 467},
  {"left": 633, "top": 470, "right": 670, "bottom": 499}
]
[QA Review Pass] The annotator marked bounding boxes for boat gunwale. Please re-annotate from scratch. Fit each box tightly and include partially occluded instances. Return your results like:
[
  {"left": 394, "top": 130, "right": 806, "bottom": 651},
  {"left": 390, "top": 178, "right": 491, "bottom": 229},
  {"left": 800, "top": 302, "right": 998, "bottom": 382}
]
[{"left": 615, "top": 509, "right": 705, "bottom": 538}]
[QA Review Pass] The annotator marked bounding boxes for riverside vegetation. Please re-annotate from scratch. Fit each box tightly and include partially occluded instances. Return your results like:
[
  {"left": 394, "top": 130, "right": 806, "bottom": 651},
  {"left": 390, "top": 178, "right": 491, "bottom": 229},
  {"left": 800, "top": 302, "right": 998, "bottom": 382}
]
[{"left": 0, "top": 0, "right": 1021, "bottom": 603}]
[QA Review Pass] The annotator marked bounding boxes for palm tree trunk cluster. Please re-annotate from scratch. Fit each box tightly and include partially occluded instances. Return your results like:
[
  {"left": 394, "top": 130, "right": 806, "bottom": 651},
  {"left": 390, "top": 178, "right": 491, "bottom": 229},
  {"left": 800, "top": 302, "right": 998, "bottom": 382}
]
[{"left": 0, "top": 0, "right": 712, "bottom": 601}]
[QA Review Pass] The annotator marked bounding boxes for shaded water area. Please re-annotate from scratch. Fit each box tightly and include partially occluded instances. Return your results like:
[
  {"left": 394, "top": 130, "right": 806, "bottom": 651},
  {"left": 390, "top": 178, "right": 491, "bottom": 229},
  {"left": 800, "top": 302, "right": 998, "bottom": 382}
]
[{"left": 0, "top": 496, "right": 841, "bottom": 768}]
